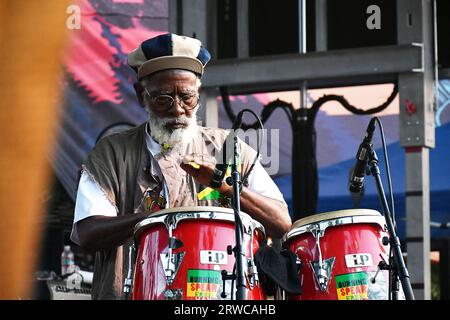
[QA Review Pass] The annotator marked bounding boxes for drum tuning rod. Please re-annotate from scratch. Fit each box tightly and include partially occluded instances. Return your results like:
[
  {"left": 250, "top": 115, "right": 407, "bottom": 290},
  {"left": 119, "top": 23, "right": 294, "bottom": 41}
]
[
  {"left": 370, "top": 268, "right": 381, "bottom": 284},
  {"left": 123, "top": 244, "right": 136, "bottom": 298},
  {"left": 371, "top": 259, "right": 390, "bottom": 284}
]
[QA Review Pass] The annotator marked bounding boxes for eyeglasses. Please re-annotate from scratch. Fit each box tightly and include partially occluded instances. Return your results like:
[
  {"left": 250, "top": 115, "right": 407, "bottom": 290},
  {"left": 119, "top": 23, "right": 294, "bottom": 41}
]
[{"left": 144, "top": 88, "right": 199, "bottom": 111}]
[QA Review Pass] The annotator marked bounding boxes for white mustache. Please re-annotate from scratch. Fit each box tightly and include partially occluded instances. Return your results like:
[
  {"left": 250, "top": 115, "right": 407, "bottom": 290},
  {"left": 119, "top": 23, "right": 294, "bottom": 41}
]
[{"left": 159, "top": 115, "right": 190, "bottom": 126}]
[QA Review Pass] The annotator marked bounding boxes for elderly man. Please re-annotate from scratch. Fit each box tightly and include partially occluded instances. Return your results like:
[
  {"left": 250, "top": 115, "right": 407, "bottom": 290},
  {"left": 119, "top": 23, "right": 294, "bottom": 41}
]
[{"left": 70, "top": 33, "right": 291, "bottom": 299}]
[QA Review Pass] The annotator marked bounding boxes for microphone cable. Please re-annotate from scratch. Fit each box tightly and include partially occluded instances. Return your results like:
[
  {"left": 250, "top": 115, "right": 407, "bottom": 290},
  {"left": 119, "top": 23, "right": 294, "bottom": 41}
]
[
  {"left": 230, "top": 109, "right": 264, "bottom": 192},
  {"left": 373, "top": 117, "right": 396, "bottom": 228}
]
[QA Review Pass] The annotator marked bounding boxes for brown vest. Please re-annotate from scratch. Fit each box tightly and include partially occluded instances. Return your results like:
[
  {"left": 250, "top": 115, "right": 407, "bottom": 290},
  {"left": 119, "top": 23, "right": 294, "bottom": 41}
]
[{"left": 83, "top": 123, "right": 256, "bottom": 299}]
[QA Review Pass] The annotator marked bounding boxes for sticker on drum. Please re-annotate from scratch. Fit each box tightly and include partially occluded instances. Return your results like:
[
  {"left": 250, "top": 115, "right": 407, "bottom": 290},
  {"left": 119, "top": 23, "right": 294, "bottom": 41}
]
[
  {"left": 345, "top": 253, "right": 373, "bottom": 268},
  {"left": 335, "top": 272, "right": 369, "bottom": 300},
  {"left": 186, "top": 269, "right": 222, "bottom": 299},
  {"left": 200, "top": 250, "right": 228, "bottom": 265},
  {"left": 335, "top": 271, "right": 388, "bottom": 300}
]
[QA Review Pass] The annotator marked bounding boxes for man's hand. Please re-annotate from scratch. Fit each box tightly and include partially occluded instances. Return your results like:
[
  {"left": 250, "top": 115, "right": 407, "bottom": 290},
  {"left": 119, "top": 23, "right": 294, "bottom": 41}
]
[{"left": 180, "top": 155, "right": 232, "bottom": 195}]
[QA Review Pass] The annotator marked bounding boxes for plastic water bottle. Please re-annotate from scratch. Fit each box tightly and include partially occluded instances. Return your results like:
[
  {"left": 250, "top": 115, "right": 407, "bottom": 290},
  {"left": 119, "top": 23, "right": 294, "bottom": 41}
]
[{"left": 61, "top": 245, "right": 75, "bottom": 276}]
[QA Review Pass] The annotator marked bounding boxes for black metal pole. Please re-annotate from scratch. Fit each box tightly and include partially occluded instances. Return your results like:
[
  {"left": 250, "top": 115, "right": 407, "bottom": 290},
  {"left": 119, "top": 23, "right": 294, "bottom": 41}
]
[
  {"left": 292, "top": 108, "right": 318, "bottom": 221},
  {"left": 367, "top": 147, "right": 415, "bottom": 300},
  {"left": 292, "top": 110, "right": 306, "bottom": 221},
  {"left": 231, "top": 135, "right": 247, "bottom": 300}
]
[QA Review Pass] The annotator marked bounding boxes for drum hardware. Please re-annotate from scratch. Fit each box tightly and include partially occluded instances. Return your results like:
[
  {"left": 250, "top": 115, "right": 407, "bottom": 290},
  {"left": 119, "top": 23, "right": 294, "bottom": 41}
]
[
  {"left": 220, "top": 246, "right": 236, "bottom": 299},
  {"left": 246, "top": 225, "right": 259, "bottom": 289},
  {"left": 163, "top": 288, "right": 183, "bottom": 300},
  {"left": 309, "top": 226, "right": 335, "bottom": 292},
  {"left": 220, "top": 245, "right": 258, "bottom": 297},
  {"left": 160, "top": 216, "right": 185, "bottom": 286},
  {"left": 162, "top": 211, "right": 221, "bottom": 230},
  {"left": 247, "top": 259, "right": 258, "bottom": 289},
  {"left": 224, "top": 241, "right": 259, "bottom": 291},
  {"left": 134, "top": 209, "right": 265, "bottom": 242},
  {"left": 222, "top": 245, "right": 248, "bottom": 297},
  {"left": 168, "top": 237, "right": 184, "bottom": 249},
  {"left": 296, "top": 256, "right": 302, "bottom": 268},
  {"left": 123, "top": 242, "right": 136, "bottom": 299},
  {"left": 220, "top": 269, "right": 236, "bottom": 299},
  {"left": 160, "top": 250, "right": 185, "bottom": 286},
  {"left": 310, "top": 258, "right": 335, "bottom": 292},
  {"left": 370, "top": 254, "right": 390, "bottom": 284},
  {"left": 176, "top": 211, "right": 221, "bottom": 228},
  {"left": 284, "top": 214, "right": 386, "bottom": 241}
]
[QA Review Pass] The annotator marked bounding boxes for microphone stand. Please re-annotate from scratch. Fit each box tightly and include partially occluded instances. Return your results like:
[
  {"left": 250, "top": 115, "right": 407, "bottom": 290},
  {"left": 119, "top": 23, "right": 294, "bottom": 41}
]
[
  {"left": 366, "top": 144, "right": 415, "bottom": 300},
  {"left": 230, "top": 133, "right": 247, "bottom": 300}
]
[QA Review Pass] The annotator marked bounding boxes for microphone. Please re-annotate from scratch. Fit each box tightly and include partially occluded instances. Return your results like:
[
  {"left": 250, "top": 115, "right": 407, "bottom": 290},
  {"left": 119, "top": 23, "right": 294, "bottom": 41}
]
[
  {"left": 349, "top": 118, "right": 376, "bottom": 194},
  {"left": 210, "top": 111, "right": 245, "bottom": 188}
]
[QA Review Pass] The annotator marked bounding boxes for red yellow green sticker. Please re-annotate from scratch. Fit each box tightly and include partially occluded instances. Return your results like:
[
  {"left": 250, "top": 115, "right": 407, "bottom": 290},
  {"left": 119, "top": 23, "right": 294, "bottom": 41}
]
[
  {"left": 335, "top": 272, "right": 369, "bottom": 300},
  {"left": 197, "top": 187, "right": 220, "bottom": 200},
  {"left": 197, "top": 166, "right": 239, "bottom": 201},
  {"left": 186, "top": 269, "right": 221, "bottom": 299}
]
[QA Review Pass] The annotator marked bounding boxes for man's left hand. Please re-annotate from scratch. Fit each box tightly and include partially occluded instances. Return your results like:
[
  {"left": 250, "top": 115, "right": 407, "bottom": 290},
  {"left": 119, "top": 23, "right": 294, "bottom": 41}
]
[{"left": 180, "top": 155, "right": 232, "bottom": 196}]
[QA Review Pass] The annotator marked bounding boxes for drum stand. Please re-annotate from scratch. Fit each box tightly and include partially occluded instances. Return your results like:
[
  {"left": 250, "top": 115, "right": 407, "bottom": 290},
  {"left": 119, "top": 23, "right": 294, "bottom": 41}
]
[{"left": 366, "top": 145, "right": 415, "bottom": 300}]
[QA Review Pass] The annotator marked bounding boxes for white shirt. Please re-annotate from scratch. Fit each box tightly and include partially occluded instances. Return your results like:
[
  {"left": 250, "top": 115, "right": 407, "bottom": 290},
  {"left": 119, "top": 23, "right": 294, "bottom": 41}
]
[{"left": 70, "top": 129, "right": 286, "bottom": 245}]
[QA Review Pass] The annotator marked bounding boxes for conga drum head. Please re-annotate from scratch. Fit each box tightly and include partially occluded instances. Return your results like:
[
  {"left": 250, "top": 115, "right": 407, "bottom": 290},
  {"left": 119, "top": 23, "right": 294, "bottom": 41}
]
[
  {"left": 282, "top": 209, "right": 390, "bottom": 300},
  {"left": 131, "top": 206, "right": 266, "bottom": 300}
]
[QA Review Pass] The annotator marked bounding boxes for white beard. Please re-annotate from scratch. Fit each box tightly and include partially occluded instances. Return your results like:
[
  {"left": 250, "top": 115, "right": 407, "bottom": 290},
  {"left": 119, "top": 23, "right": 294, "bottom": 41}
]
[{"left": 145, "top": 104, "right": 199, "bottom": 154}]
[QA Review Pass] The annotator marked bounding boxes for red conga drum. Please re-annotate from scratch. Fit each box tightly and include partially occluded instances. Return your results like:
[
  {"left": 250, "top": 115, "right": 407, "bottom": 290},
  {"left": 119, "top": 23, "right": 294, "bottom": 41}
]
[
  {"left": 130, "top": 206, "right": 266, "bottom": 300},
  {"left": 281, "top": 209, "right": 390, "bottom": 300}
]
